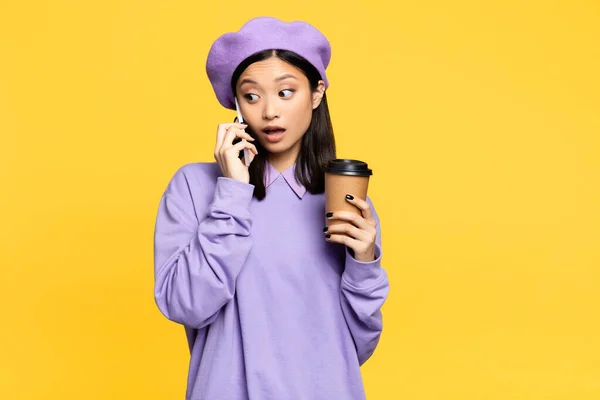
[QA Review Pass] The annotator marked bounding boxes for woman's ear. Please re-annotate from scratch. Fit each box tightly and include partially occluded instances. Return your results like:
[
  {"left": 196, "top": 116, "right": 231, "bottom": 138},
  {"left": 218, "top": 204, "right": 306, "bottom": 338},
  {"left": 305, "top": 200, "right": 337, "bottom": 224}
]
[{"left": 312, "top": 80, "right": 326, "bottom": 109}]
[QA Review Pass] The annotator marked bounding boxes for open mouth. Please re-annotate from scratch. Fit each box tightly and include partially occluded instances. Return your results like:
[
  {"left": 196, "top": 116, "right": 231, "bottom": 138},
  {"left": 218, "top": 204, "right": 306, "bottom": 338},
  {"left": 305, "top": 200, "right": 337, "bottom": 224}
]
[
  {"left": 262, "top": 127, "right": 286, "bottom": 143},
  {"left": 263, "top": 128, "right": 286, "bottom": 135}
]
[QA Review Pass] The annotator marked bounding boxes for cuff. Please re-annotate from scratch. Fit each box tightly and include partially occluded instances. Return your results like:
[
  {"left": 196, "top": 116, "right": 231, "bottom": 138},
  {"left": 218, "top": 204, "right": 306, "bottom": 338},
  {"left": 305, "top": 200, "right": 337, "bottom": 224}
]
[{"left": 342, "top": 244, "right": 384, "bottom": 290}]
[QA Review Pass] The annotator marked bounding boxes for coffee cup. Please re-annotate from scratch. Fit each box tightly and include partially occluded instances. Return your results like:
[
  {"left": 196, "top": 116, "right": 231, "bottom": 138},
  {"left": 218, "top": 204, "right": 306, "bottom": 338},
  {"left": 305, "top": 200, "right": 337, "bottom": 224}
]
[{"left": 324, "top": 159, "right": 373, "bottom": 226}]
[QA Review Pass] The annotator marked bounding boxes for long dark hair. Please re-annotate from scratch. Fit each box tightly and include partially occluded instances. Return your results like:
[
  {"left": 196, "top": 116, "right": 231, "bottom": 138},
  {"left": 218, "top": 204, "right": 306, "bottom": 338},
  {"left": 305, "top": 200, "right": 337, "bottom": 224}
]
[{"left": 230, "top": 49, "right": 336, "bottom": 200}]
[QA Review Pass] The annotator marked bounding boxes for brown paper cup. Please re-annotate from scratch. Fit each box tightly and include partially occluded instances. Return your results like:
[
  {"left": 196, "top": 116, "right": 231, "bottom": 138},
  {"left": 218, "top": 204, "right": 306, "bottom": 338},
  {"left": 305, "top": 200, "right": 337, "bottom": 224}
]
[{"left": 324, "top": 159, "right": 373, "bottom": 227}]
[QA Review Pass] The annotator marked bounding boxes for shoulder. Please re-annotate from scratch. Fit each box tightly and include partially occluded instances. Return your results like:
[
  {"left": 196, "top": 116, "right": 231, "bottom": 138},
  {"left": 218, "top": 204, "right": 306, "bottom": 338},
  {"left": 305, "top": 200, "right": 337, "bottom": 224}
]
[
  {"left": 175, "top": 161, "right": 222, "bottom": 182},
  {"left": 164, "top": 162, "right": 222, "bottom": 196},
  {"left": 159, "top": 162, "right": 223, "bottom": 219}
]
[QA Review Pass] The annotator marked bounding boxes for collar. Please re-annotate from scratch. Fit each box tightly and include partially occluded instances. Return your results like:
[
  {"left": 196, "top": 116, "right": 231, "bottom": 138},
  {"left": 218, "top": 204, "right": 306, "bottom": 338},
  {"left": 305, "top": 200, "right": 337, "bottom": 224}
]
[{"left": 264, "top": 161, "right": 307, "bottom": 199}]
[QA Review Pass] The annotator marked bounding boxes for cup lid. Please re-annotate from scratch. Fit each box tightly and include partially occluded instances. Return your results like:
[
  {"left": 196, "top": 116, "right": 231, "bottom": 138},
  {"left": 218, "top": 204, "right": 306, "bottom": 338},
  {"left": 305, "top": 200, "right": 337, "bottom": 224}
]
[{"left": 325, "top": 159, "right": 373, "bottom": 177}]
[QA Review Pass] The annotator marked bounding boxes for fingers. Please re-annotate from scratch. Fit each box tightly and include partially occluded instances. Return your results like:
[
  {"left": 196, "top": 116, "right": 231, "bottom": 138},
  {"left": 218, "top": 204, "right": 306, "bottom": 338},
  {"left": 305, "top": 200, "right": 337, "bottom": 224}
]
[
  {"left": 231, "top": 140, "right": 258, "bottom": 157},
  {"left": 222, "top": 126, "right": 239, "bottom": 151},
  {"left": 245, "top": 149, "right": 256, "bottom": 166},
  {"left": 324, "top": 196, "right": 378, "bottom": 262},
  {"left": 326, "top": 210, "right": 374, "bottom": 232},
  {"left": 324, "top": 232, "right": 362, "bottom": 250},
  {"left": 238, "top": 145, "right": 258, "bottom": 167},
  {"left": 222, "top": 125, "right": 254, "bottom": 150},
  {"left": 325, "top": 222, "right": 372, "bottom": 243},
  {"left": 213, "top": 122, "right": 257, "bottom": 182},
  {"left": 234, "top": 129, "right": 255, "bottom": 143},
  {"left": 216, "top": 123, "right": 249, "bottom": 150},
  {"left": 324, "top": 226, "right": 375, "bottom": 260},
  {"left": 344, "top": 194, "right": 375, "bottom": 224},
  {"left": 215, "top": 123, "right": 255, "bottom": 163},
  {"left": 324, "top": 220, "right": 377, "bottom": 262},
  {"left": 325, "top": 231, "right": 376, "bottom": 261}
]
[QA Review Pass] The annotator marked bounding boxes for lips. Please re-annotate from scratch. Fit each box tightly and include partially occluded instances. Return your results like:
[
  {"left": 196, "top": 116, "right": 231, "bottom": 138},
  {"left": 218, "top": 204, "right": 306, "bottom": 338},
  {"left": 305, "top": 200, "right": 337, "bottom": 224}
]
[
  {"left": 262, "top": 125, "right": 286, "bottom": 143},
  {"left": 263, "top": 126, "right": 286, "bottom": 135}
]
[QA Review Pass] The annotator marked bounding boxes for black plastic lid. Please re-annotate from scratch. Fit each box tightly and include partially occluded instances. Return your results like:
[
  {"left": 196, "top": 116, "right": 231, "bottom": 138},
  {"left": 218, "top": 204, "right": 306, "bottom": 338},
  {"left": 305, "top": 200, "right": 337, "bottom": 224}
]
[{"left": 325, "top": 159, "right": 373, "bottom": 177}]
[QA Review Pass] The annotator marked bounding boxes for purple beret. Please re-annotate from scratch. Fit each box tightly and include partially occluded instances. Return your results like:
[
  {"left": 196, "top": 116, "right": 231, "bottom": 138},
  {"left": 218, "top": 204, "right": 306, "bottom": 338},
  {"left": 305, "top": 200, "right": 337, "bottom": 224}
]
[{"left": 206, "top": 16, "right": 332, "bottom": 110}]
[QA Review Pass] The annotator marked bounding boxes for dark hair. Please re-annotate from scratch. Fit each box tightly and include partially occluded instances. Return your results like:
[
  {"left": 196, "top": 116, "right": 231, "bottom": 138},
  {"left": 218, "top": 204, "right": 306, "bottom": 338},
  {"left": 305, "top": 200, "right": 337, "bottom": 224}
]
[{"left": 230, "top": 49, "right": 336, "bottom": 200}]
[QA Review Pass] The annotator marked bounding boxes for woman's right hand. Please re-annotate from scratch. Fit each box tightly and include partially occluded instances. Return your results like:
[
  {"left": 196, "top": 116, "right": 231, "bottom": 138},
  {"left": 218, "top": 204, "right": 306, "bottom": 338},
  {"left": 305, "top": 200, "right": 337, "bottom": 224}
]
[{"left": 214, "top": 123, "right": 258, "bottom": 184}]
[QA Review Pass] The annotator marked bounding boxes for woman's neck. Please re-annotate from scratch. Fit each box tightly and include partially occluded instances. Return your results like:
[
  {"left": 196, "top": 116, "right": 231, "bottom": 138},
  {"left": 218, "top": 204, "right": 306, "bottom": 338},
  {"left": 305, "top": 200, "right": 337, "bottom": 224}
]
[{"left": 267, "top": 145, "right": 301, "bottom": 172}]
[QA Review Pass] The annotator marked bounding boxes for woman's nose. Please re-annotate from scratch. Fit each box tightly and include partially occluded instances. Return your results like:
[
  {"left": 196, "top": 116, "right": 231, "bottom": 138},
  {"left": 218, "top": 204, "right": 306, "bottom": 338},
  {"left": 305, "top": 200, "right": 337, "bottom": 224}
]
[{"left": 262, "top": 98, "right": 280, "bottom": 120}]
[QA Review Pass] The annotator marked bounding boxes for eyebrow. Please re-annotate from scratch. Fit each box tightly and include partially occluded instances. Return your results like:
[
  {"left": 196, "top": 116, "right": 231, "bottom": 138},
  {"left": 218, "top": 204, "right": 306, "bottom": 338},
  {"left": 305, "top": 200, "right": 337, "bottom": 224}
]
[
  {"left": 274, "top": 73, "right": 298, "bottom": 82},
  {"left": 239, "top": 73, "right": 298, "bottom": 87}
]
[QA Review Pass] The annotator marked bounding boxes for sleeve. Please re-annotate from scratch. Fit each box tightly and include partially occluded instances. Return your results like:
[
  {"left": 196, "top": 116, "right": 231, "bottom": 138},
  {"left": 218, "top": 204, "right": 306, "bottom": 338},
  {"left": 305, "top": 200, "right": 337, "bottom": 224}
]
[
  {"left": 153, "top": 167, "right": 255, "bottom": 329},
  {"left": 339, "top": 197, "right": 389, "bottom": 365}
]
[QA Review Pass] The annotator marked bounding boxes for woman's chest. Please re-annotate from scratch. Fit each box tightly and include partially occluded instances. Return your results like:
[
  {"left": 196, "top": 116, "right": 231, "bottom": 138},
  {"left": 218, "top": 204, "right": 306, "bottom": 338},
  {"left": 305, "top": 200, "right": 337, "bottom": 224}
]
[{"left": 243, "top": 189, "right": 344, "bottom": 282}]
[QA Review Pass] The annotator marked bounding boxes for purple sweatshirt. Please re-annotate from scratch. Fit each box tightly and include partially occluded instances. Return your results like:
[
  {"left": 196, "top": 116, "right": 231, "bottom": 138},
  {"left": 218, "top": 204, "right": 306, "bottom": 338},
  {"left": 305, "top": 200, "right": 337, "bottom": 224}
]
[{"left": 153, "top": 161, "right": 389, "bottom": 400}]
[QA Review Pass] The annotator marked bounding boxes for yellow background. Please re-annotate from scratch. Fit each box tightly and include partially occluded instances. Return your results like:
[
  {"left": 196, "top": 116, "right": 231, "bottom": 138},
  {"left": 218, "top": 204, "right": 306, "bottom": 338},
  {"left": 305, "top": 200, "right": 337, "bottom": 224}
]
[{"left": 1, "top": 0, "right": 599, "bottom": 398}]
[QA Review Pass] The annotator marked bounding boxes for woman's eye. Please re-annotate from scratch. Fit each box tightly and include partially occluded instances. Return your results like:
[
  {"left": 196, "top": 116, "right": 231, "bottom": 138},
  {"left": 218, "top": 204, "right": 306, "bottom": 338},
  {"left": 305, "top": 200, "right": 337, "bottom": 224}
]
[
  {"left": 244, "top": 94, "right": 259, "bottom": 101},
  {"left": 279, "top": 89, "right": 294, "bottom": 98}
]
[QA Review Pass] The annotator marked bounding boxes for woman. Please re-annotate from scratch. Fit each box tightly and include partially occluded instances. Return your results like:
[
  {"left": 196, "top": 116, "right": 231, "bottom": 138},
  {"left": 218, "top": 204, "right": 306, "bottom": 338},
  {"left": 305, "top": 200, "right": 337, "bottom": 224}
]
[{"left": 154, "top": 16, "right": 389, "bottom": 400}]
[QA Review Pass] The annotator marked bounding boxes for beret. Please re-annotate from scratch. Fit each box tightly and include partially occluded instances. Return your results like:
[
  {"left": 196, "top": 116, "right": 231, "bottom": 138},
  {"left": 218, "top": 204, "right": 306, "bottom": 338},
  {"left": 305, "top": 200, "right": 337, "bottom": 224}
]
[{"left": 206, "top": 16, "right": 331, "bottom": 110}]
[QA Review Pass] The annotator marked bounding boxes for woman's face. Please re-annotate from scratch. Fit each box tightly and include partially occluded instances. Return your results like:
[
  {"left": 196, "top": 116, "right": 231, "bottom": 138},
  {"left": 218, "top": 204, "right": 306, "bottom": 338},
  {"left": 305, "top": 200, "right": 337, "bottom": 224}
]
[{"left": 235, "top": 56, "right": 325, "bottom": 164}]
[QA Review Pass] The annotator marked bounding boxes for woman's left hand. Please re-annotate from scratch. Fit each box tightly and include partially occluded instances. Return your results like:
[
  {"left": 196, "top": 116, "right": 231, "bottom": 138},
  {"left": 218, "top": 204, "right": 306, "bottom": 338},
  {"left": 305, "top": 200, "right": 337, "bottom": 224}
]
[{"left": 324, "top": 194, "right": 377, "bottom": 262}]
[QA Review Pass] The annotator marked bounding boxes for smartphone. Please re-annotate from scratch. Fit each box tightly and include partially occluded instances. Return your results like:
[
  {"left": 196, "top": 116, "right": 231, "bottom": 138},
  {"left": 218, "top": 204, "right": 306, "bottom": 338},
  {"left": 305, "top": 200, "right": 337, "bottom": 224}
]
[{"left": 234, "top": 98, "right": 251, "bottom": 166}]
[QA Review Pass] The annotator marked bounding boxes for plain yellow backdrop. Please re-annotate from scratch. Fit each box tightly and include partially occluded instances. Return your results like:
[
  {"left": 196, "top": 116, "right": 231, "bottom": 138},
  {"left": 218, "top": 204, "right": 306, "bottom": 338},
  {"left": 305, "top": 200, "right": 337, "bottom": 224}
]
[{"left": 1, "top": 0, "right": 599, "bottom": 399}]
